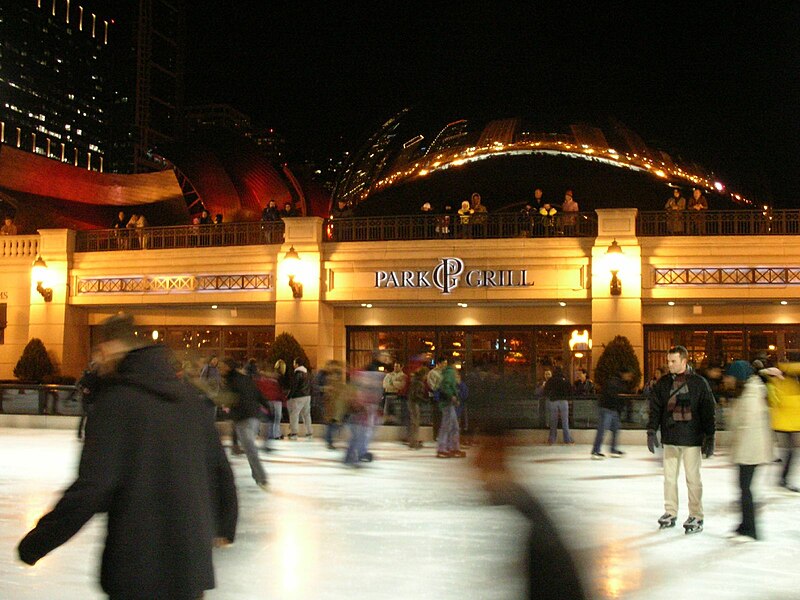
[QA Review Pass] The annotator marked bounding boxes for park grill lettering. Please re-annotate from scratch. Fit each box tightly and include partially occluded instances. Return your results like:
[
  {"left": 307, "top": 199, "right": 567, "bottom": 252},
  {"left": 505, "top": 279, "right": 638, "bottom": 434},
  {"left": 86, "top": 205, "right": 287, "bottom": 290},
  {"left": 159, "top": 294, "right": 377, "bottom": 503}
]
[{"left": 374, "top": 257, "right": 532, "bottom": 295}]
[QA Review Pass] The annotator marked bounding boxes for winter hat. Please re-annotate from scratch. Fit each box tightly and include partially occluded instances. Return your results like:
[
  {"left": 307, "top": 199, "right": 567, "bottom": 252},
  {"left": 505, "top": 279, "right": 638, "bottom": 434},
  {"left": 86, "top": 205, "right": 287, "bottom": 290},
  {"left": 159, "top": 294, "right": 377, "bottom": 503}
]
[{"left": 726, "top": 360, "right": 753, "bottom": 382}]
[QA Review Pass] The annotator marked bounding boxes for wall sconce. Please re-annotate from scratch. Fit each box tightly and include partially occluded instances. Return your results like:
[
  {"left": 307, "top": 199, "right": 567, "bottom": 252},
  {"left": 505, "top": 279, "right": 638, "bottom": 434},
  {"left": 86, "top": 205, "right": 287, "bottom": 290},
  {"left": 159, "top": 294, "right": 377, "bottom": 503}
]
[
  {"left": 283, "top": 246, "right": 303, "bottom": 299},
  {"left": 32, "top": 255, "right": 53, "bottom": 302},
  {"left": 606, "top": 239, "right": 623, "bottom": 296}
]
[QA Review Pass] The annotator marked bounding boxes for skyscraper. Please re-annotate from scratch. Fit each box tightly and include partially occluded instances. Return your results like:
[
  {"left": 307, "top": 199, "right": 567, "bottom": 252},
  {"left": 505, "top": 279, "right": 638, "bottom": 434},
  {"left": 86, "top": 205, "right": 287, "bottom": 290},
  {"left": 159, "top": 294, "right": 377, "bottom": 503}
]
[
  {"left": 0, "top": 0, "right": 112, "bottom": 171},
  {"left": 106, "top": 0, "right": 185, "bottom": 173}
]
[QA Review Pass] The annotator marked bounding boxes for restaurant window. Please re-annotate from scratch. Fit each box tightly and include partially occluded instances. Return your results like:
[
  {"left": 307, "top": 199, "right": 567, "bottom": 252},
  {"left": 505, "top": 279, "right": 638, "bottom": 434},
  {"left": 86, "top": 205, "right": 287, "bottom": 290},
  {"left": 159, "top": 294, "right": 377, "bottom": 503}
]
[
  {"left": 645, "top": 325, "right": 800, "bottom": 375},
  {"left": 91, "top": 325, "right": 273, "bottom": 368}
]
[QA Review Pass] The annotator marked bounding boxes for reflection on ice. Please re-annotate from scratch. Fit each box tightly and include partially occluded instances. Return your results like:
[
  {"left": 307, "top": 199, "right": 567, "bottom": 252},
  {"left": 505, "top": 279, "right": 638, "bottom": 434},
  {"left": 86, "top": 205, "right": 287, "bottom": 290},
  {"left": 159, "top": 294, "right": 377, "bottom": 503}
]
[{"left": 1, "top": 429, "right": 799, "bottom": 599}]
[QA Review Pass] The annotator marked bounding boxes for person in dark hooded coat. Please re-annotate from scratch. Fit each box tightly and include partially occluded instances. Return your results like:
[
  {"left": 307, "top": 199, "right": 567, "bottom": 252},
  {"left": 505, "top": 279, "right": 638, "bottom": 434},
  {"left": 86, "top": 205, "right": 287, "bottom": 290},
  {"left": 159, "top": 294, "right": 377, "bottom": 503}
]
[{"left": 18, "top": 313, "right": 238, "bottom": 600}]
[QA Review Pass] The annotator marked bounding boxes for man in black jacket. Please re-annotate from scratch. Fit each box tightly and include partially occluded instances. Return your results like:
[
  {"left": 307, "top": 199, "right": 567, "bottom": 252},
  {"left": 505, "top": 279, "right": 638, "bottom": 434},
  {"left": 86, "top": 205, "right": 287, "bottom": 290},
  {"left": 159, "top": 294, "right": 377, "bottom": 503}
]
[
  {"left": 591, "top": 367, "right": 634, "bottom": 459},
  {"left": 646, "top": 345, "right": 716, "bottom": 534},
  {"left": 220, "top": 357, "right": 270, "bottom": 489},
  {"left": 18, "top": 313, "right": 237, "bottom": 600}
]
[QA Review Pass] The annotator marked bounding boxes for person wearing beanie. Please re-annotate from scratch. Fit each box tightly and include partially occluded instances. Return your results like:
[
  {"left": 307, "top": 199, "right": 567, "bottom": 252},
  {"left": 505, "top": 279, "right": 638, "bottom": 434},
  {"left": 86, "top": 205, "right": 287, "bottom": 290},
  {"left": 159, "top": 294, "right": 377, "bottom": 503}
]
[
  {"left": 646, "top": 345, "right": 716, "bottom": 534},
  {"left": 724, "top": 360, "right": 774, "bottom": 541}
]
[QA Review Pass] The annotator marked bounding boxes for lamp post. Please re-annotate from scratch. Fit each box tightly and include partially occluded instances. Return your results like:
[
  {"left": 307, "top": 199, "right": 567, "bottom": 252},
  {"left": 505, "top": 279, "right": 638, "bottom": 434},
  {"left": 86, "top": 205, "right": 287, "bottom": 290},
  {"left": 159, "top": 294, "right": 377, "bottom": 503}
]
[
  {"left": 32, "top": 255, "right": 53, "bottom": 302},
  {"left": 283, "top": 246, "right": 303, "bottom": 299},
  {"left": 606, "top": 239, "right": 623, "bottom": 296}
]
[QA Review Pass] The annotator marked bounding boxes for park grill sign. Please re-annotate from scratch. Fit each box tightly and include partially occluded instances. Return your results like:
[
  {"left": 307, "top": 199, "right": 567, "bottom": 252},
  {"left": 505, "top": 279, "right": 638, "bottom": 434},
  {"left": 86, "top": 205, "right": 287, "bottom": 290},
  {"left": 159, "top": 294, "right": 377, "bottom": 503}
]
[{"left": 374, "top": 257, "right": 532, "bottom": 295}]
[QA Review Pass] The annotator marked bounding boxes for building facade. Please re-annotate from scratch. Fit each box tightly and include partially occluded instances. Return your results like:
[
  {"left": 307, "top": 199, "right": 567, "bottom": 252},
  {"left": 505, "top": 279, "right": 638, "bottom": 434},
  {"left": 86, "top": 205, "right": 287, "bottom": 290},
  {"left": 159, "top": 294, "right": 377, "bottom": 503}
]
[{"left": 2, "top": 209, "right": 799, "bottom": 391}]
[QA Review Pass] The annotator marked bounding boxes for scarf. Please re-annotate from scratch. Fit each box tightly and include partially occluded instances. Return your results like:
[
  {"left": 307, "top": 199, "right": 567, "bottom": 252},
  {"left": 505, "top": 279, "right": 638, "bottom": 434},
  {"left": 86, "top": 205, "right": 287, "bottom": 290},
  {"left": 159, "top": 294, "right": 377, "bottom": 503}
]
[{"left": 666, "top": 373, "right": 692, "bottom": 422}]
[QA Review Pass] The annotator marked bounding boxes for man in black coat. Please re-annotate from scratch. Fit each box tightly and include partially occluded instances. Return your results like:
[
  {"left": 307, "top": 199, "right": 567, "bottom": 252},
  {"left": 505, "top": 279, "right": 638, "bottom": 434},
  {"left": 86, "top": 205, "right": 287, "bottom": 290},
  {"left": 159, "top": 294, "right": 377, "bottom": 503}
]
[
  {"left": 18, "top": 314, "right": 238, "bottom": 600},
  {"left": 220, "top": 357, "right": 270, "bottom": 489},
  {"left": 646, "top": 345, "right": 716, "bottom": 534}
]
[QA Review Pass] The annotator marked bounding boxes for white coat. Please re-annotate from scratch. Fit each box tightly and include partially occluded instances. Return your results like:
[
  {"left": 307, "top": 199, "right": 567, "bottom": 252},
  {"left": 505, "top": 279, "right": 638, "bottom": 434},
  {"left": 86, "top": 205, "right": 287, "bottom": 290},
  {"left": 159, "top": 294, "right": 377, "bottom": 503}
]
[{"left": 729, "top": 375, "right": 774, "bottom": 465}]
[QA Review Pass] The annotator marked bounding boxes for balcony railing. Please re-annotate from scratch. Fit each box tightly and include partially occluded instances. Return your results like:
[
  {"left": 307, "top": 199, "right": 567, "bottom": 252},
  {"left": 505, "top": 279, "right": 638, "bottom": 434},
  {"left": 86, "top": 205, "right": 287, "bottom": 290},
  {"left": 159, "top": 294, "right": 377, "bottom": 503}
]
[
  {"left": 324, "top": 212, "right": 597, "bottom": 242},
  {"left": 637, "top": 209, "right": 800, "bottom": 236},
  {"left": 75, "top": 221, "right": 285, "bottom": 252}
]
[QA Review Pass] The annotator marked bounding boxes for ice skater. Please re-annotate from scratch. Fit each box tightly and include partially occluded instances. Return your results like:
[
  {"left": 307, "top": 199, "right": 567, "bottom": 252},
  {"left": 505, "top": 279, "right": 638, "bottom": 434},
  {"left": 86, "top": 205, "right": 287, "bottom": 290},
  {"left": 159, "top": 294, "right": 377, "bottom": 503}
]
[{"left": 646, "top": 345, "right": 716, "bottom": 534}]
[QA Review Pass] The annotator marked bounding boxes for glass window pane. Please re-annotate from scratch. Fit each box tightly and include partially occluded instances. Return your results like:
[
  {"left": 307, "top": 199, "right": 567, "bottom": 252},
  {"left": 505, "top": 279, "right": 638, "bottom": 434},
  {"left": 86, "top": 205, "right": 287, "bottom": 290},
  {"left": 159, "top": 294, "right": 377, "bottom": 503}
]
[
  {"left": 377, "top": 331, "right": 403, "bottom": 351},
  {"left": 224, "top": 328, "right": 247, "bottom": 349},
  {"left": 251, "top": 330, "right": 274, "bottom": 350},
  {"left": 472, "top": 330, "right": 500, "bottom": 352},
  {"left": 406, "top": 330, "right": 436, "bottom": 366},
  {"left": 197, "top": 329, "right": 220, "bottom": 349},
  {"left": 440, "top": 330, "right": 466, "bottom": 350}
]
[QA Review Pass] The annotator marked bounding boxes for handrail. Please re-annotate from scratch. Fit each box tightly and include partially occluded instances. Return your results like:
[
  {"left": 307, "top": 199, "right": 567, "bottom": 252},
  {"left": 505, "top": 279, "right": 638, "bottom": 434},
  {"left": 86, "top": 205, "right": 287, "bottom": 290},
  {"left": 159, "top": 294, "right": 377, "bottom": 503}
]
[
  {"left": 75, "top": 221, "right": 285, "bottom": 252},
  {"left": 637, "top": 209, "right": 800, "bottom": 236},
  {"left": 324, "top": 212, "right": 598, "bottom": 242},
  {"left": 0, "top": 235, "right": 39, "bottom": 257}
]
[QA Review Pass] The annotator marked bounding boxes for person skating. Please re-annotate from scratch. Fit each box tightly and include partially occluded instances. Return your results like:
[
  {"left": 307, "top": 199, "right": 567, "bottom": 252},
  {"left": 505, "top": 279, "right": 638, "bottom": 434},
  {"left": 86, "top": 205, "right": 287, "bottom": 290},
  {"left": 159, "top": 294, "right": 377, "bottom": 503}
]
[
  {"left": 591, "top": 367, "right": 634, "bottom": 459},
  {"left": 17, "top": 314, "right": 237, "bottom": 599},
  {"left": 646, "top": 345, "right": 716, "bottom": 534},
  {"left": 724, "top": 360, "right": 775, "bottom": 542},
  {"left": 219, "top": 358, "right": 271, "bottom": 490},
  {"left": 436, "top": 362, "right": 466, "bottom": 458}
]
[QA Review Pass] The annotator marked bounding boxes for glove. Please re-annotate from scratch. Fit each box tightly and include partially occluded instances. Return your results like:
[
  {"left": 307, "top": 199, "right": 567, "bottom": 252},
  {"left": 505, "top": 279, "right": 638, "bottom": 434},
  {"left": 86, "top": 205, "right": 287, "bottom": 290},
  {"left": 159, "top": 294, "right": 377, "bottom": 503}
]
[
  {"left": 702, "top": 435, "right": 715, "bottom": 458},
  {"left": 646, "top": 430, "right": 659, "bottom": 454}
]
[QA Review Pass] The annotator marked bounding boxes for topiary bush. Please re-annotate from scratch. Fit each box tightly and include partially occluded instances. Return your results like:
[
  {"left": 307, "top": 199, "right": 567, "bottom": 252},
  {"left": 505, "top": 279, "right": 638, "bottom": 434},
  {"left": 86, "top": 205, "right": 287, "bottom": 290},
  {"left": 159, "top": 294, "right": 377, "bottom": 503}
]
[
  {"left": 265, "top": 332, "right": 311, "bottom": 377},
  {"left": 14, "top": 338, "right": 55, "bottom": 383},
  {"left": 594, "top": 335, "right": 642, "bottom": 391}
]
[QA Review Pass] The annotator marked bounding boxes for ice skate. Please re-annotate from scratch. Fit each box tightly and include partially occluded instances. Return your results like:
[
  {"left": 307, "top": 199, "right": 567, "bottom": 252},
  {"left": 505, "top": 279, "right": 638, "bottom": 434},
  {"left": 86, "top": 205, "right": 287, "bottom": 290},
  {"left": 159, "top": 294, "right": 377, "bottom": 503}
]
[
  {"left": 658, "top": 513, "right": 676, "bottom": 529},
  {"left": 683, "top": 516, "right": 703, "bottom": 534}
]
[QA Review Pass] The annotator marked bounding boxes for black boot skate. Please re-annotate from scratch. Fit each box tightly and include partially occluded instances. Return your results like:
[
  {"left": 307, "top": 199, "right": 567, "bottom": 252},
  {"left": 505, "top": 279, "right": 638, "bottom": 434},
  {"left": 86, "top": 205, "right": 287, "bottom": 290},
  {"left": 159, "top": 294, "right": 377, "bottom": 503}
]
[
  {"left": 683, "top": 516, "right": 703, "bottom": 534},
  {"left": 658, "top": 513, "right": 677, "bottom": 529}
]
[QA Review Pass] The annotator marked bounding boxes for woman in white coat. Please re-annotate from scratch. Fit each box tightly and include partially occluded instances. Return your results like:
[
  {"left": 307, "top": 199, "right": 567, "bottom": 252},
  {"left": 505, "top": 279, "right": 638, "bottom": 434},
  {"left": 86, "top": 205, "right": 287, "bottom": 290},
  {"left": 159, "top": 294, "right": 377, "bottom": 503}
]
[{"left": 724, "top": 360, "right": 775, "bottom": 541}]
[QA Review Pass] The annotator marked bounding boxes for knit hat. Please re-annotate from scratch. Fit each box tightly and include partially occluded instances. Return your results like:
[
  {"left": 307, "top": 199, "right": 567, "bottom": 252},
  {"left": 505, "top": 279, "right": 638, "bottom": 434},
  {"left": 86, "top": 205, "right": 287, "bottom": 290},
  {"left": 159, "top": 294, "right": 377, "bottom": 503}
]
[{"left": 726, "top": 360, "right": 753, "bottom": 382}]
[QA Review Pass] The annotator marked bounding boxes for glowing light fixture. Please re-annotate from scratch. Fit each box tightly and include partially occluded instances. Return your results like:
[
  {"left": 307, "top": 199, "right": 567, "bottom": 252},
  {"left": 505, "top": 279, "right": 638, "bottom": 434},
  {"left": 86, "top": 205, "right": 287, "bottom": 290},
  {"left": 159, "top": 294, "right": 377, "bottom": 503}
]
[
  {"left": 283, "top": 246, "right": 303, "bottom": 299},
  {"left": 606, "top": 240, "right": 623, "bottom": 296},
  {"left": 32, "top": 256, "right": 53, "bottom": 302}
]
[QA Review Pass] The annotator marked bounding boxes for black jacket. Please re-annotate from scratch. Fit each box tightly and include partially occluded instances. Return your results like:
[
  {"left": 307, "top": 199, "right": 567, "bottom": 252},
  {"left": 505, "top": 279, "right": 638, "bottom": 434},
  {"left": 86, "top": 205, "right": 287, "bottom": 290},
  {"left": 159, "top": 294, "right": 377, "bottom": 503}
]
[
  {"left": 646, "top": 371, "right": 716, "bottom": 446},
  {"left": 543, "top": 371, "right": 572, "bottom": 400},
  {"left": 289, "top": 366, "right": 311, "bottom": 398},
  {"left": 18, "top": 345, "right": 238, "bottom": 599},
  {"left": 226, "top": 369, "right": 269, "bottom": 422},
  {"left": 599, "top": 375, "right": 630, "bottom": 412}
]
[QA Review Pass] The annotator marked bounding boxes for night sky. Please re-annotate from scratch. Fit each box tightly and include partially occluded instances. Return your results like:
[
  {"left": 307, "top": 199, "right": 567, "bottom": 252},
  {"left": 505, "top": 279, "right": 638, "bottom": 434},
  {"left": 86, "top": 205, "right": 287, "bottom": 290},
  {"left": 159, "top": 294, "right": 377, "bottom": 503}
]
[{"left": 185, "top": 3, "right": 799, "bottom": 206}]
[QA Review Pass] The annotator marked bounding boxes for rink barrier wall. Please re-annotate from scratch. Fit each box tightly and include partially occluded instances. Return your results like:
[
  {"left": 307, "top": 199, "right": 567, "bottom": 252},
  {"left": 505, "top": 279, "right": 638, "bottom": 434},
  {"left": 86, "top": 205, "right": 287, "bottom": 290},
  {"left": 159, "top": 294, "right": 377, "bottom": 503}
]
[{"left": 0, "top": 415, "right": 738, "bottom": 446}]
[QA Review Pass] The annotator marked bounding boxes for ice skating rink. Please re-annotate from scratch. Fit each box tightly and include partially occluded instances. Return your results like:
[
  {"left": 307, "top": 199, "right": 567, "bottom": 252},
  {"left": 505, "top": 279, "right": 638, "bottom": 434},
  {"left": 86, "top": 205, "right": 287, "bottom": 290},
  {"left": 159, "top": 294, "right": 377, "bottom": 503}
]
[{"left": 1, "top": 428, "right": 798, "bottom": 600}]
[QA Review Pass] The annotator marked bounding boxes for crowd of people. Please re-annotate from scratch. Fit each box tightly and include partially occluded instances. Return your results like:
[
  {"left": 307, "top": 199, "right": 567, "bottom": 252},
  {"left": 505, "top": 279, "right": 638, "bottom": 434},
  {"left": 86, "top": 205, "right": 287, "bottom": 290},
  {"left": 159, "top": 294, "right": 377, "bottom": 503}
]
[{"left": 15, "top": 313, "right": 800, "bottom": 598}]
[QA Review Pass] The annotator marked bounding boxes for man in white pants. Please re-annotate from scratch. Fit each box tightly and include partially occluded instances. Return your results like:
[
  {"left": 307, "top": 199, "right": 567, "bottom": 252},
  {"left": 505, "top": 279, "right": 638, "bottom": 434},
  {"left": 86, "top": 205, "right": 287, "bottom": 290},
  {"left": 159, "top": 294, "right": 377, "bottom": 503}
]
[
  {"left": 287, "top": 357, "right": 312, "bottom": 439},
  {"left": 646, "top": 345, "right": 716, "bottom": 534}
]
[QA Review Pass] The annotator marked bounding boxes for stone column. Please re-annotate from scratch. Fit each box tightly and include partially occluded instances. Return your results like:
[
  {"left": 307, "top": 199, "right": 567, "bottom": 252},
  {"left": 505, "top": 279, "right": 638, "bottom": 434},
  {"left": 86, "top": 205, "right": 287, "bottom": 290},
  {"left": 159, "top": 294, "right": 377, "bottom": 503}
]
[
  {"left": 28, "top": 229, "right": 88, "bottom": 377},
  {"left": 591, "top": 209, "right": 643, "bottom": 374},
  {"left": 274, "top": 217, "right": 334, "bottom": 369}
]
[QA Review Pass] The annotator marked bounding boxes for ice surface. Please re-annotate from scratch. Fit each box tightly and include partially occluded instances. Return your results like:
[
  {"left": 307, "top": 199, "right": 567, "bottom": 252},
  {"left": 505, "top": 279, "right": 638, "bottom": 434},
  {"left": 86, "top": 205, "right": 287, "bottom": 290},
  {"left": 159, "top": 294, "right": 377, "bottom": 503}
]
[{"left": 1, "top": 429, "right": 799, "bottom": 599}]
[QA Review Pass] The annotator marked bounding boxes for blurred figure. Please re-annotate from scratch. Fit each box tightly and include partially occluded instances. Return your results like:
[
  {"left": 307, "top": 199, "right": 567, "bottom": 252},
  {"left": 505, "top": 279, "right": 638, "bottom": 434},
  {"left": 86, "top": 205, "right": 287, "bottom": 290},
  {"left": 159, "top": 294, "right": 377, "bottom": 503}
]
[
  {"left": 436, "top": 361, "right": 466, "bottom": 458},
  {"left": 287, "top": 357, "right": 312, "bottom": 439},
  {"left": 724, "top": 360, "right": 775, "bottom": 541},
  {"left": 17, "top": 313, "right": 237, "bottom": 599},
  {"left": 346, "top": 355, "right": 385, "bottom": 466},
  {"left": 382, "top": 360, "right": 409, "bottom": 426},
  {"left": 219, "top": 358, "right": 270, "bottom": 490},
  {"left": 322, "top": 360, "right": 348, "bottom": 449},
  {"left": 273, "top": 359, "right": 289, "bottom": 439},
  {"left": 427, "top": 356, "right": 448, "bottom": 439},
  {"left": 75, "top": 354, "right": 100, "bottom": 440},
  {"left": 406, "top": 366, "right": 428, "bottom": 449},
  {"left": 766, "top": 362, "right": 800, "bottom": 492},
  {"left": 591, "top": 366, "right": 634, "bottom": 459},
  {"left": 544, "top": 366, "right": 574, "bottom": 444},
  {"left": 470, "top": 403, "right": 588, "bottom": 600},
  {"left": 646, "top": 345, "right": 716, "bottom": 533}
]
